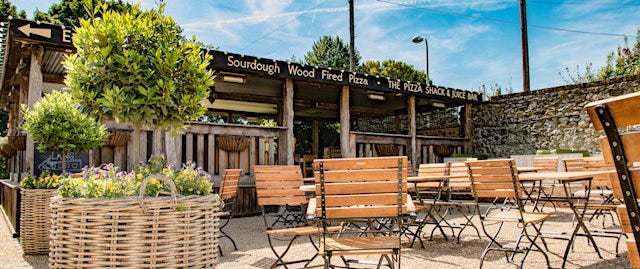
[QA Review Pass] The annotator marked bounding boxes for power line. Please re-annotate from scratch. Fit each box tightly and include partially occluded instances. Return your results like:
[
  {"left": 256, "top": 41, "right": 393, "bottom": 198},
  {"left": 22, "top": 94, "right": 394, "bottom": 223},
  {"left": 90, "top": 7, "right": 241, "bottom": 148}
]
[
  {"left": 376, "top": 0, "right": 638, "bottom": 38},
  {"left": 530, "top": 1, "right": 640, "bottom": 6},
  {"left": 238, "top": 0, "right": 331, "bottom": 53}
]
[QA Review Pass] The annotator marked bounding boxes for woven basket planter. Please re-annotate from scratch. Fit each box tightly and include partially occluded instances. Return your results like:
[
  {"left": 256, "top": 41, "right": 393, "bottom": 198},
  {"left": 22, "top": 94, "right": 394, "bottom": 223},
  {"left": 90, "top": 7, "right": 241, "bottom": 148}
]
[
  {"left": 375, "top": 144, "right": 401, "bottom": 156},
  {"left": 216, "top": 136, "right": 250, "bottom": 152},
  {"left": 8, "top": 134, "right": 26, "bottom": 151},
  {"left": 20, "top": 188, "right": 58, "bottom": 255},
  {"left": 104, "top": 131, "right": 129, "bottom": 146},
  {"left": 49, "top": 175, "right": 222, "bottom": 268},
  {"left": 435, "top": 145, "right": 455, "bottom": 158}
]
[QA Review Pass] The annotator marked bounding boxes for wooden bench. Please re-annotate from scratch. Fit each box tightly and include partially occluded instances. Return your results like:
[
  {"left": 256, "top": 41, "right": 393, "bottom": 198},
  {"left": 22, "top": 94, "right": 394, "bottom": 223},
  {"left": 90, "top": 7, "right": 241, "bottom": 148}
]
[
  {"left": 312, "top": 156, "right": 408, "bottom": 268},
  {"left": 585, "top": 91, "right": 640, "bottom": 268}
]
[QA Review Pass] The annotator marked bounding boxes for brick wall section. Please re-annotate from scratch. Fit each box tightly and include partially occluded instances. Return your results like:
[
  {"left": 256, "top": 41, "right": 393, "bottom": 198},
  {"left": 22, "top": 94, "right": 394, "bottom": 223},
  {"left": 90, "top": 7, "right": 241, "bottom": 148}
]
[{"left": 472, "top": 74, "right": 640, "bottom": 158}]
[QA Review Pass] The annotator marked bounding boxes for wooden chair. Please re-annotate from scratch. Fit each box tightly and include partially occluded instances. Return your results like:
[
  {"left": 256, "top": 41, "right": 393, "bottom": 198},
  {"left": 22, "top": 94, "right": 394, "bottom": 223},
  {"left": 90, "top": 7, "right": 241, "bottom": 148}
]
[
  {"left": 313, "top": 156, "right": 408, "bottom": 269},
  {"left": 532, "top": 156, "right": 560, "bottom": 210},
  {"left": 563, "top": 157, "right": 623, "bottom": 256},
  {"left": 217, "top": 168, "right": 242, "bottom": 255},
  {"left": 467, "top": 159, "right": 552, "bottom": 269},
  {"left": 254, "top": 165, "right": 324, "bottom": 268},
  {"left": 405, "top": 163, "right": 449, "bottom": 247},
  {"left": 430, "top": 161, "right": 482, "bottom": 243},
  {"left": 585, "top": 91, "right": 640, "bottom": 267},
  {"left": 301, "top": 154, "right": 317, "bottom": 178}
]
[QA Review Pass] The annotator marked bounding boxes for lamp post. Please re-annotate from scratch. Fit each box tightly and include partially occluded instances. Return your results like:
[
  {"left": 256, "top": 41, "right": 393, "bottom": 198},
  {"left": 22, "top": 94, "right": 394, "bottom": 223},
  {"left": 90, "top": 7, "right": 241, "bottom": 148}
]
[{"left": 412, "top": 35, "right": 429, "bottom": 84}]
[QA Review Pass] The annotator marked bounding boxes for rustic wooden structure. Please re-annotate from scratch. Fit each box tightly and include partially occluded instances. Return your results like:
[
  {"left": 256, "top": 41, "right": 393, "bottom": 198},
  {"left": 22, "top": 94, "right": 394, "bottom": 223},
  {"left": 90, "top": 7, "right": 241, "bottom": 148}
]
[{"left": 0, "top": 19, "right": 482, "bottom": 232}]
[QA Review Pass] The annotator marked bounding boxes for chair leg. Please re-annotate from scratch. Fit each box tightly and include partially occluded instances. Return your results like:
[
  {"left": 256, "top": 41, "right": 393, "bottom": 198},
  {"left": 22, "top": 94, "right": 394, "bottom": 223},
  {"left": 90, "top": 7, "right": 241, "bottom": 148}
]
[{"left": 219, "top": 217, "right": 238, "bottom": 251}]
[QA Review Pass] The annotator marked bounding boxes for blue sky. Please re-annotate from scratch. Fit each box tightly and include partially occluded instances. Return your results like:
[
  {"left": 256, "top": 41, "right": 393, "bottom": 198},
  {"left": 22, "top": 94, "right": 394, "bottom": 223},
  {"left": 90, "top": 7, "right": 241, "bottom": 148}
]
[{"left": 12, "top": 0, "right": 640, "bottom": 92}]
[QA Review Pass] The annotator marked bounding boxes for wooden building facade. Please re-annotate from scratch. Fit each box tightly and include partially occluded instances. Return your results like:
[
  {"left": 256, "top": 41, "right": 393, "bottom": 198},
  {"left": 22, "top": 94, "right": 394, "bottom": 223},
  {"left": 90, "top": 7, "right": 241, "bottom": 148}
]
[{"left": 0, "top": 19, "right": 481, "bottom": 229}]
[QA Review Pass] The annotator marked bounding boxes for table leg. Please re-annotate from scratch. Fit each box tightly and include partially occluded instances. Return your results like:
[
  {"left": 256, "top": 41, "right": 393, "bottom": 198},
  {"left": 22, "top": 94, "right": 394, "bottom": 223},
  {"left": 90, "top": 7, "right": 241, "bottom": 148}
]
[{"left": 560, "top": 180, "right": 602, "bottom": 268}]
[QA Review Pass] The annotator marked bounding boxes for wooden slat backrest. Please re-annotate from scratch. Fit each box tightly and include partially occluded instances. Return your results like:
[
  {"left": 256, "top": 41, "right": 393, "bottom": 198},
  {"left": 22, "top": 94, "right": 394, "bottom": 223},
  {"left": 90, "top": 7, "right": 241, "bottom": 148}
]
[
  {"left": 466, "top": 159, "right": 519, "bottom": 199},
  {"left": 314, "top": 156, "right": 408, "bottom": 219},
  {"left": 219, "top": 169, "right": 242, "bottom": 200},
  {"left": 416, "top": 163, "right": 447, "bottom": 188},
  {"left": 564, "top": 157, "right": 616, "bottom": 188},
  {"left": 446, "top": 161, "right": 470, "bottom": 190},
  {"left": 254, "top": 165, "right": 307, "bottom": 206},
  {"left": 533, "top": 156, "right": 559, "bottom": 172},
  {"left": 585, "top": 92, "right": 640, "bottom": 268}
]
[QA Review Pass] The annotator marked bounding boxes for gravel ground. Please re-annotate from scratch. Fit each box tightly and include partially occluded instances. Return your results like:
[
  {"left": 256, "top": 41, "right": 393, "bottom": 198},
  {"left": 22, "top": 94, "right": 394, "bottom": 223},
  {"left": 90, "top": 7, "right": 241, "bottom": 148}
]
[{"left": 1, "top": 205, "right": 633, "bottom": 268}]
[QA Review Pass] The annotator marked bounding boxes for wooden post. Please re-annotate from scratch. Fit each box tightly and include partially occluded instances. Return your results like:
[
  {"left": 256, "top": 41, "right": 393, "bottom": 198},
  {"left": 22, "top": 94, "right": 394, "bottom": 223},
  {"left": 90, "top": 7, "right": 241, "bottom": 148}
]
[
  {"left": 196, "top": 134, "right": 205, "bottom": 167},
  {"left": 408, "top": 95, "right": 417, "bottom": 174},
  {"left": 464, "top": 104, "right": 473, "bottom": 154},
  {"left": 281, "top": 78, "right": 295, "bottom": 165},
  {"left": 25, "top": 46, "right": 44, "bottom": 174},
  {"left": 312, "top": 119, "right": 319, "bottom": 155},
  {"left": 138, "top": 131, "right": 148, "bottom": 164},
  {"left": 174, "top": 134, "right": 183, "bottom": 164},
  {"left": 164, "top": 131, "right": 178, "bottom": 165},
  {"left": 340, "top": 86, "right": 351, "bottom": 158},
  {"left": 185, "top": 133, "right": 193, "bottom": 162},
  {"left": 152, "top": 130, "right": 162, "bottom": 157},
  {"left": 207, "top": 134, "right": 215, "bottom": 174}
]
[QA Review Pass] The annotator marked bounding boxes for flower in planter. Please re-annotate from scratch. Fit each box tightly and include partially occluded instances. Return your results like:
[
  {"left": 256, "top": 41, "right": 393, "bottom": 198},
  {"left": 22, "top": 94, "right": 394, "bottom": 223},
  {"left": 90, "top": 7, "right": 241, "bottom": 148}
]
[
  {"left": 58, "top": 156, "right": 213, "bottom": 198},
  {"left": 20, "top": 171, "right": 69, "bottom": 189}
]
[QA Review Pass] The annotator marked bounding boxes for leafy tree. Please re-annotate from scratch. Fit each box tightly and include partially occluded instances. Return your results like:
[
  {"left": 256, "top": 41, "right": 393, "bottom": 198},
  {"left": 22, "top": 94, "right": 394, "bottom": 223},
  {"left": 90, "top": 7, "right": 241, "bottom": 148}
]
[
  {"left": 64, "top": 3, "right": 214, "bottom": 166},
  {"left": 33, "top": 0, "right": 132, "bottom": 28},
  {"left": 357, "top": 60, "right": 429, "bottom": 84},
  {"left": 21, "top": 91, "right": 108, "bottom": 171},
  {"left": 304, "top": 35, "right": 360, "bottom": 70},
  {"left": 0, "top": 0, "right": 25, "bottom": 22},
  {"left": 598, "top": 31, "right": 640, "bottom": 79}
]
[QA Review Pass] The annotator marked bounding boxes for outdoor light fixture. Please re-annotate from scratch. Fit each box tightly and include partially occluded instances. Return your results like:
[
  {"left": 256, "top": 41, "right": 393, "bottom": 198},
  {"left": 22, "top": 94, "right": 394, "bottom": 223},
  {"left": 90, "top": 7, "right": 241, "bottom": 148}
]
[
  {"left": 367, "top": 92, "right": 386, "bottom": 101},
  {"left": 222, "top": 74, "right": 246, "bottom": 84},
  {"left": 412, "top": 35, "right": 430, "bottom": 84},
  {"left": 431, "top": 100, "right": 446, "bottom": 108}
]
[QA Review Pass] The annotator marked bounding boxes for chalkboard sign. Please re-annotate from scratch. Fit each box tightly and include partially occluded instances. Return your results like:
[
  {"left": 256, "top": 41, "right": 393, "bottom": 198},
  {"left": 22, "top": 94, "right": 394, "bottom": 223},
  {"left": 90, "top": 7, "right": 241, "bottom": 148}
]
[{"left": 34, "top": 149, "right": 89, "bottom": 176}]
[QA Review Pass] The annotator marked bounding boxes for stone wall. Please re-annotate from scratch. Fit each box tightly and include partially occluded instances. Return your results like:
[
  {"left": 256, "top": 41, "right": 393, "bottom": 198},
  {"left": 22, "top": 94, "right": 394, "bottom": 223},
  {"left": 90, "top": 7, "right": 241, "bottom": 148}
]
[{"left": 472, "top": 74, "right": 640, "bottom": 158}]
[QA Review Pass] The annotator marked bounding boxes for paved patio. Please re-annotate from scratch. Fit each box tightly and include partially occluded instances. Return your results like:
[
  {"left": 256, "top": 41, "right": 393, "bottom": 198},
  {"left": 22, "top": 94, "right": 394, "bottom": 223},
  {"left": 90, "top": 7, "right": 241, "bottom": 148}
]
[{"left": 1, "top": 205, "right": 633, "bottom": 268}]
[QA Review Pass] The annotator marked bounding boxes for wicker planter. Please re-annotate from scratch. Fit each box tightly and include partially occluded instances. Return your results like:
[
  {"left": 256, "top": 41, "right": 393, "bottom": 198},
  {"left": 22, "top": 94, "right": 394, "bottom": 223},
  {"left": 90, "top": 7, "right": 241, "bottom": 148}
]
[
  {"left": 104, "top": 131, "right": 129, "bottom": 146},
  {"left": 375, "top": 144, "right": 401, "bottom": 156},
  {"left": 216, "top": 136, "right": 250, "bottom": 152},
  {"left": 8, "top": 134, "right": 26, "bottom": 151},
  {"left": 49, "top": 175, "right": 222, "bottom": 268},
  {"left": 435, "top": 145, "right": 454, "bottom": 158},
  {"left": 20, "top": 188, "right": 58, "bottom": 255}
]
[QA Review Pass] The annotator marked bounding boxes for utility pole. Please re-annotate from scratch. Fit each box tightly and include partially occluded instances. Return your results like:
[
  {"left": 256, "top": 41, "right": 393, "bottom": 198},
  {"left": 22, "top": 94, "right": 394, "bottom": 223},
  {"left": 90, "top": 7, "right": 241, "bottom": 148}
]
[
  {"left": 349, "top": 0, "right": 355, "bottom": 72},
  {"left": 520, "top": 0, "right": 530, "bottom": 92}
]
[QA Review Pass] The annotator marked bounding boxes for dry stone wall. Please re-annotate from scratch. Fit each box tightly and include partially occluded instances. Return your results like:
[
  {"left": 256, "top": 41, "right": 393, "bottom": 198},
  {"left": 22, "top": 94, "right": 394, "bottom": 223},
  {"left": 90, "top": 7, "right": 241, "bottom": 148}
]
[{"left": 472, "top": 74, "right": 640, "bottom": 158}]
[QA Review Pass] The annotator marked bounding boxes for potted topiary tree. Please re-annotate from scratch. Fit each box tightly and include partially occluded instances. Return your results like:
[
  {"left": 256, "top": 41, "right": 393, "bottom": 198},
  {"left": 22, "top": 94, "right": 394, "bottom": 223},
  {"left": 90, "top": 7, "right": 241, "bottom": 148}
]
[
  {"left": 63, "top": 2, "right": 214, "bottom": 166},
  {"left": 19, "top": 90, "right": 108, "bottom": 255},
  {"left": 50, "top": 3, "right": 221, "bottom": 268}
]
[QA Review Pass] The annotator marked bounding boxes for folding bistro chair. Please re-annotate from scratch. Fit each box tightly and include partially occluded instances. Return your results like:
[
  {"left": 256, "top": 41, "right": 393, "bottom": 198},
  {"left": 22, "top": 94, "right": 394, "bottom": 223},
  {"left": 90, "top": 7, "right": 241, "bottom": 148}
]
[
  {"left": 430, "top": 161, "right": 482, "bottom": 243},
  {"left": 467, "top": 159, "right": 552, "bottom": 269},
  {"left": 313, "top": 156, "right": 409, "bottom": 269},
  {"left": 585, "top": 91, "right": 640, "bottom": 267},
  {"left": 216, "top": 168, "right": 242, "bottom": 255},
  {"left": 254, "top": 165, "right": 326, "bottom": 268},
  {"left": 530, "top": 156, "right": 560, "bottom": 211},
  {"left": 405, "top": 163, "right": 449, "bottom": 247}
]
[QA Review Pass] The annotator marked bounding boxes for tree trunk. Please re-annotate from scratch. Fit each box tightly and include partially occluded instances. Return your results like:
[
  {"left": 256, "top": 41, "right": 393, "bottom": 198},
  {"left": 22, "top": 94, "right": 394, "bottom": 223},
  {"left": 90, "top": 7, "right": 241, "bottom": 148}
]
[
  {"left": 131, "top": 123, "right": 142, "bottom": 169},
  {"left": 61, "top": 151, "right": 66, "bottom": 174}
]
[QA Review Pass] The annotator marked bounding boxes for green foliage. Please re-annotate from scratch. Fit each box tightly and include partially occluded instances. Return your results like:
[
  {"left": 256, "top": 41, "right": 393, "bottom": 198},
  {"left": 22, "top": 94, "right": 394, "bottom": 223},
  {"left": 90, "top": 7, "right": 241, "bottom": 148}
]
[
  {"left": 304, "top": 35, "right": 360, "bottom": 70},
  {"left": 33, "top": 0, "right": 132, "bottom": 27},
  {"left": 0, "top": 0, "right": 25, "bottom": 22},
  {"left": 451, "top": 153, "right": 488, "bottom": 160},
  {"left": 598, "top": 31, "right": 640, "bottom": 79},
  {"left": 58, "top": 157, "right": 213, "bottom": 198},
  {"left": 477, "top": 82, "right": 513, "bottom": 99},
  {"left": 21, "top": 90, "right": 109, "bottom": 156},
  {"left": 536, "top": 149, "right": 590, "bottom": 157},
  {"left": 20, "top": 171, "right": 67, "bottom": 189},
  {"left": 559, "top": 63, "right": 597, "bottom": 84},
  {"left": 357, "top": 60, "right": 428, "bottom": 84},
  {"left": 64, "top": 3, "right": 214, "bottom": 133}
]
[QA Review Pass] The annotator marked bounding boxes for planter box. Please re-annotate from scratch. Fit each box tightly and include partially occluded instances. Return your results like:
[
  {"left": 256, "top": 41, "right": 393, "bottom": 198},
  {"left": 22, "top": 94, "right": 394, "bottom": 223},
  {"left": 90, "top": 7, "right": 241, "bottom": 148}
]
[
  {"left": 20, "top": 188, "right": 57, "bottom": 255},
  {"left": 49, "top": 193, "right": 222, "bottom": 268}
]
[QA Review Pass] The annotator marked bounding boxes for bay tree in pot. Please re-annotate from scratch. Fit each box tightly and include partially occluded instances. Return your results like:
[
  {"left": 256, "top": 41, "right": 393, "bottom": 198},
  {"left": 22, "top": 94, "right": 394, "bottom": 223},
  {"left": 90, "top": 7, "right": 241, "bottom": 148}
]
[
  {"left": 21, "top": 90, "right": 109, "bottom": 172},
  {"left": 63, "top": 3, "right": 215, "bottom": 166}
]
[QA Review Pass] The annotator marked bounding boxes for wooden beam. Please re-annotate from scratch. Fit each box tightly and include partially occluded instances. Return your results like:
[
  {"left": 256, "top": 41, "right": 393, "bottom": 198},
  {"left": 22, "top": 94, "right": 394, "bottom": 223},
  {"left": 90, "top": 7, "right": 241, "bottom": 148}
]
[
  {"left": 408, "top": 95, "right": 417, "bottom": 175},
  {"left": 312, "top": 119, "right": 319, "bottom": 155},
  {"left": 464, "top": 104, "right": 473, "bottom": 153},
  {"left": 282, "top": 78, "right": 295, "bottom": 165},
  {"left": 340, "top": 86, "right": 351, "bottom": 158},
  {"left": 43, "top": 73, "right": 65, "bottom": 84},
  {"left": 25, "top": 45, "right": 44, "bottom": 174}
]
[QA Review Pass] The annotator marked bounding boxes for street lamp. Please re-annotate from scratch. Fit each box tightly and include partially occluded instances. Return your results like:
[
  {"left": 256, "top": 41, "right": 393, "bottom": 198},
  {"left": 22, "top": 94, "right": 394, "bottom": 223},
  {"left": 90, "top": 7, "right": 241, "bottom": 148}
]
[{"left": 412, "top": 35, "right": 430, "bottom": 85}]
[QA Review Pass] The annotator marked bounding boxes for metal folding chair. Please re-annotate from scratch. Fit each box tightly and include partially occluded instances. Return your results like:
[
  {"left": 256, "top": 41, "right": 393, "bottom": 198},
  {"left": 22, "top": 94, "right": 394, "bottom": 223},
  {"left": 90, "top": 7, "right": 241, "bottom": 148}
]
[{"left": 216, "top": 168, "right": 242, "bottom": 255}]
